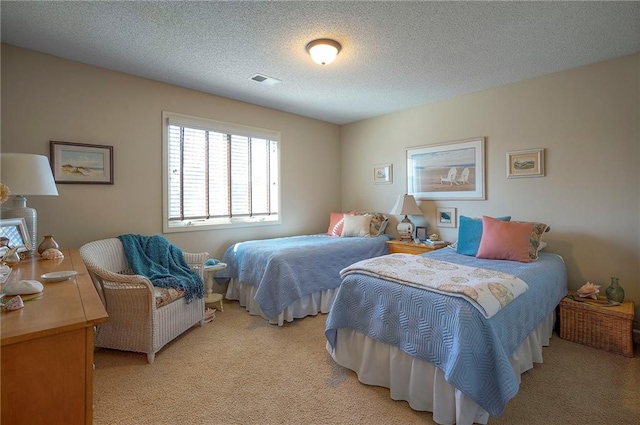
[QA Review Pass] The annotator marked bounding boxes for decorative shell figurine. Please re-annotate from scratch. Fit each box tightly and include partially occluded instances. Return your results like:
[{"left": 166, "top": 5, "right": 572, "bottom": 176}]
[
  {"left": 577, "top": 281, "right": 600, "bottom": 299},
  {"left": 41, "top": 248, "right": 64, "bottom": 260},
  {"left": 429, "top": 233, "right": 440, "bottom": 241}
]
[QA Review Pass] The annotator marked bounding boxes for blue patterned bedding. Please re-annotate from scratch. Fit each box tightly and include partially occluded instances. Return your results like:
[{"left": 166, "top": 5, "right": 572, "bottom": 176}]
[
  {"left": 217, "top": 234, "right": 393, "bottom": 319},
  {"left": 325, "top": 248, "right": 567, "bottom": 417}
]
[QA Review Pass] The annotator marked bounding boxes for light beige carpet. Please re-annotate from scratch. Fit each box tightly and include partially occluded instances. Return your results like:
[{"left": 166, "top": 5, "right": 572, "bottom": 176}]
[{"left": 94, "top": 301, "right": 640, "bottom": 425}]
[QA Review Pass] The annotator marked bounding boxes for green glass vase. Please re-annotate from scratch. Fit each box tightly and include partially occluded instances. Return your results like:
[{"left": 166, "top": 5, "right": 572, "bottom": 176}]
[{"left": 605, "top": 277, "right": 625, "bottom": 303}]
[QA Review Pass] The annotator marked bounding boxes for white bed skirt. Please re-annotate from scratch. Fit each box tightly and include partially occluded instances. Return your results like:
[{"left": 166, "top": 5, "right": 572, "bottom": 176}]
[
  {"left": 327, "top": 313, "right": 555, "bottom": 425},
  {"left": 225, "top": 278, "right": 339, "bottom": 326}
]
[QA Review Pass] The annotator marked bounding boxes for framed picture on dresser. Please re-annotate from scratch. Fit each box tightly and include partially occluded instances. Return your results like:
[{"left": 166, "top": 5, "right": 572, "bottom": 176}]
[{"left": 0, "top": 218, "right": 32, "bottom": 254}]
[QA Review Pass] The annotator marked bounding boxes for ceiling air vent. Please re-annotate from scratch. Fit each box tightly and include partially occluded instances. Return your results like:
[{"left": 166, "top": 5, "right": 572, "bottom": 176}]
[{"left": 249, "top": 74, "right": 281, "bottom": 87}]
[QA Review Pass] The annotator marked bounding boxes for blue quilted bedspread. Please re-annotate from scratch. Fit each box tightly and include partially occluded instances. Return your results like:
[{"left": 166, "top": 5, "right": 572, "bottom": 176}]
[
  {"left": 217, "top": 234, "right": 393, "bottom": 319},
  {"left": 325, "top": 248, "right": 567, "bottom": 417}
]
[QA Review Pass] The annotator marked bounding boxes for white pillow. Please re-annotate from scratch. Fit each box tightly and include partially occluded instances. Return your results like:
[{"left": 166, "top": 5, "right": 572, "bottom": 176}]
[{"left": 341, "top": 214, "right": 372, "bottom": 237}]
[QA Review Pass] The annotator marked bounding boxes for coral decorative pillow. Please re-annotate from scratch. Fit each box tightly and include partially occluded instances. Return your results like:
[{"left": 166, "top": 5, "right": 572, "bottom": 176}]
[
  {"left": 341, "top": 214, "right": 373, "bottom": 237},
  {"left": 456, "top": 215, "right": 511, "bottom": 256},
  {"left": 327, "top": 212, "right": 347, "bottom": 236},
  {"left": 476, "top": 216, "right": 533, "bottom": 263},
  {"left": 327, "top": 211, "right": 357, "bottom": 236}
]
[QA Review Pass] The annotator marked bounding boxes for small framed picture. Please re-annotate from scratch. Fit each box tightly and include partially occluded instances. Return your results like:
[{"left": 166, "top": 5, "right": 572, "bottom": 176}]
[
  {"left": 0, "top": 218, "right": 32, "bottom": 255},
  {"left": 506, "top": 148, "right": 544, "bottom": 178},
  {"left": 415, "top": 226, "right": 427, "bottom": 241},
  {"left": 373, "top": 163, "right": 392, "bottom": 184},
  {"left": 50, "top": 140, "right": 114, "bottom": 184},
  {"left": 436, "top": 207, "right": 457, "bottom": 228}
]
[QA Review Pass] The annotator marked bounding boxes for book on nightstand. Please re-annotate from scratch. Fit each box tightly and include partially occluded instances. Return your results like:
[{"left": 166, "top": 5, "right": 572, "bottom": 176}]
[{"left": 425, "top": 239, "right": 447, "bottom": 246}]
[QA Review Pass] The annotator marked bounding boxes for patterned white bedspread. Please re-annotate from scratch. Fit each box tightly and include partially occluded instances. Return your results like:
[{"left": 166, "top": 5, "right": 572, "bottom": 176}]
[{"left": 340, "top": 254, "right": 528, "bottom": 318}]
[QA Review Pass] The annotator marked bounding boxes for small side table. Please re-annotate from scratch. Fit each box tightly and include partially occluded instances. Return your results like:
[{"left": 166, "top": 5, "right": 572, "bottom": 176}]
[
  {"left": 559, "top": 292, "right": 635, "bottom": 357},
  {"left": 203, "top": 262, "right": 227, "bottom": 312}
]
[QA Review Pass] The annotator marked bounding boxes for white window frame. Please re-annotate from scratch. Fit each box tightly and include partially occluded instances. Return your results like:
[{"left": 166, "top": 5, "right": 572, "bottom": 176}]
[{"left": 162, "top": 111, "right": 281, "bottom": 233}]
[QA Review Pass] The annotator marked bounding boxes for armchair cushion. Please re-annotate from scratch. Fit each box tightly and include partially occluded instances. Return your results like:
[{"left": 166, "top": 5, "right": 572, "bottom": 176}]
[{"left": 154, "top": 287, "right": 185, "bottom": 308}]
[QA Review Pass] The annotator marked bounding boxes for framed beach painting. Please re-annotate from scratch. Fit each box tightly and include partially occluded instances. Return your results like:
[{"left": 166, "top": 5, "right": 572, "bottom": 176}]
[
  {"left": 506, "top": 148, "right": 545, "bottom": 178},
  {"left": 50, "top": 141, "right": 114, "bottom": 184},
  {"left": 407, "top": 137, "right": 485, "bottom": 200},
  {"left": 436, "top": 207, "right": 457, "bottom": 228}
]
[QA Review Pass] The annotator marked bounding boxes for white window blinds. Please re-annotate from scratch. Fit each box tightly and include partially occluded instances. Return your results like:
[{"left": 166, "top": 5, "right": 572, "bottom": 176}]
[{"left": 163, "top": 112, "right": 280, "bottom": 232}]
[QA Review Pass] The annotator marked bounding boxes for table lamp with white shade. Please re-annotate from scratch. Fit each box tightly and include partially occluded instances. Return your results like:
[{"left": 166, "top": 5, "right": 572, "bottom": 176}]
[
  {"left": 389, "top": 194, "right": 423, "bottom": 242},
  {"left": 1, "top": 153, "right": 59, "bottom": 256}
]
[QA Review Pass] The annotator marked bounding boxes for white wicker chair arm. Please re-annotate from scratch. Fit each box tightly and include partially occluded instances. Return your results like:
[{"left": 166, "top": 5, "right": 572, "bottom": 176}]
[{"left": 92, "top": 267, "right": 153, "bottom": 285}]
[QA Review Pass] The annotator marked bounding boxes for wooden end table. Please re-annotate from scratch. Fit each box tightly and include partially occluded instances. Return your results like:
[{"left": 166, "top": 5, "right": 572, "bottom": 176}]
[{"left": 386, "top": 240, "right": 450, "bottom": 255}]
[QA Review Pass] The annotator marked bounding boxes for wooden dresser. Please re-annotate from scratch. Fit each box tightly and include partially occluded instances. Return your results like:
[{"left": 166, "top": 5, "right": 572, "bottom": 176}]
[{"left": 1, "top": 249, "right": 108, "bottom": 424}]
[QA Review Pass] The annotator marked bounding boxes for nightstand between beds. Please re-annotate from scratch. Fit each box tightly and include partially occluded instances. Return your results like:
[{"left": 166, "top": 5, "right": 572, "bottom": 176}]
[{"left": 386, "top": 240, "right": 450, "bottom": 255}]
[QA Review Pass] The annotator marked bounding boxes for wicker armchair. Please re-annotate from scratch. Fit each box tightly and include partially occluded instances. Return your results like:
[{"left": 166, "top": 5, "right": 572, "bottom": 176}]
[{"left": 79, "top": 238, "right": 208, "bottom": 364}]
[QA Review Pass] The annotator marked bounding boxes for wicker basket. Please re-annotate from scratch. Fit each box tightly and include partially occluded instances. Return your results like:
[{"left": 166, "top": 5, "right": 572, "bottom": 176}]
[{"left": 559, "top": 292, "right": 634, "bottom": 357}]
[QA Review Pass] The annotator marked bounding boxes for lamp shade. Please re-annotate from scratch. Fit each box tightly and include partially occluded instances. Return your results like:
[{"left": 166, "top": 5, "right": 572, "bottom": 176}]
[
  {"left": 1, "top": 153, "right": 59, "bottom": 196},
  {"left": 389, "top": 194, "right": 422, "bottom": 216},
  {"left": 306, "top": 39, "right": 342, "bottom": 65},
  {"left": 1, "top": 153, "right": 58, "bottom": 257}
]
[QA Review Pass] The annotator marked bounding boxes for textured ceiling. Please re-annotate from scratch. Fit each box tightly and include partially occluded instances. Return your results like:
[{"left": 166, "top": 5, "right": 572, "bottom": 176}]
[{"left": 2, "top": 1, "right": 639, "bottom": 125}]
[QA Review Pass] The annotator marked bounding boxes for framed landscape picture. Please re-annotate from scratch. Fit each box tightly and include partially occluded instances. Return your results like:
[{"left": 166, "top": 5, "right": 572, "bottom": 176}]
[
  {"left": 50, "top": 141, "right": 114, "bottom": 184},
  {"left": 506, "top": 148, "right": 545, "bottom": 178},
  {"left": 407, "top": 137, "right": 485, "bottom": 200}
]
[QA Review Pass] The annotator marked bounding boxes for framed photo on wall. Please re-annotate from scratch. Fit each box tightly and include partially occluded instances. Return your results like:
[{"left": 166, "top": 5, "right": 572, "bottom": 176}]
[
  {"left": 373, "top": 163, "right": 392, "bottom": 184},
  {"left": 407, "top": 137, "right": 485, "bottom": 200},
  {"left": 50, "top": 141, "right": 114, "bottom": 184},
  {"left": 436, "top": 207, "right": 457, "bottom": 228},
  {"left": 506, "top": 148, "right": 545, "bottom": 178}
]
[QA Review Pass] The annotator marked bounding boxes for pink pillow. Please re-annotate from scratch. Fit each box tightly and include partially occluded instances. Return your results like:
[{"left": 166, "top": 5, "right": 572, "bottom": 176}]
[
  {"left": 327, "top": 212, "right": 355, "bottom": 236},
  {"left": 476, "top": 216, "right": 533, "bottom": 263}
]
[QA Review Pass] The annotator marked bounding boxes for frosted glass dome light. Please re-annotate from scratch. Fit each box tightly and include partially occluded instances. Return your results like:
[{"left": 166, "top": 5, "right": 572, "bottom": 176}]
[{"left": 306, "top": 39, "right": 342, "bottom": 65}]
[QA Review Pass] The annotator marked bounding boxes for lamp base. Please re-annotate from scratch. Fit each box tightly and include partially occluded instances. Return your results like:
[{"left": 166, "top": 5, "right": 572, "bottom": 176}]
[
  {"left": 1, "top": 196, "right": 37, "bottom": 256},
  {"left": 396, "top": 216, "right": 415, "bottom": 242}
]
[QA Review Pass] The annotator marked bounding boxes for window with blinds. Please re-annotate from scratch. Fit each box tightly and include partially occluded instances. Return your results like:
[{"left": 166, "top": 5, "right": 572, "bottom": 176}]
[{"left": 162, "top": 111, "right": 280, "bottom": 232}]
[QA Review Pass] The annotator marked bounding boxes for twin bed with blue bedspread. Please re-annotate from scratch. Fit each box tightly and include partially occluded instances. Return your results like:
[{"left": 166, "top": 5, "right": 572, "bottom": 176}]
[
  {"left": 325, "top": 247, "right": 568, "bottom": 425},
  {"left": 218, "top": 233, "right": 393, "bottom": 325}
]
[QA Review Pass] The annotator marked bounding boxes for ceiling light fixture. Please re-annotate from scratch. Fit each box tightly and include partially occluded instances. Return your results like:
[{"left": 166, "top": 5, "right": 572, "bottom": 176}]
[{"left": 305, "top": 39, "right": 342, "bottom": 66}]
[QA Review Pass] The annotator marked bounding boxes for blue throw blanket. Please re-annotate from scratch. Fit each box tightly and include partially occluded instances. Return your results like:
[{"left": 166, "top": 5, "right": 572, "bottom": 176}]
[{"left": 118, "top": 234, "right": 204, "bottom": 303}]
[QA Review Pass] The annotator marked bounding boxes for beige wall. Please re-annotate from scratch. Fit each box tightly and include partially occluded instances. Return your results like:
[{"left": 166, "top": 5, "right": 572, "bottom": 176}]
[
  {"left": 2, "top": 44, "right": 639, "bottom": 317},
  {"left": 0, "top": 44, "right": 341, "bottom": 259},
  {"left": 341, "top": 53, "right": 640, "bottom": 317}
]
